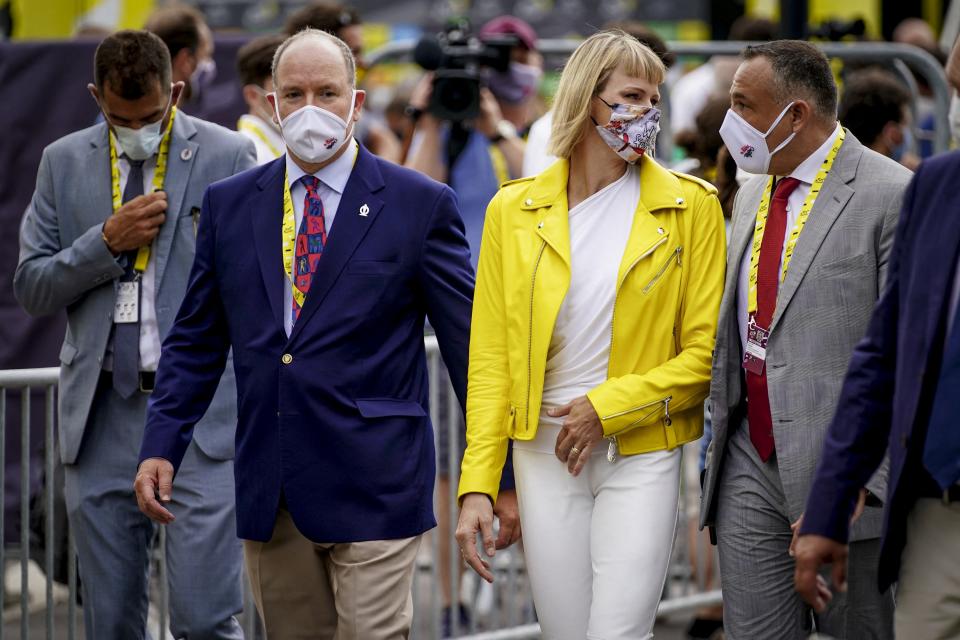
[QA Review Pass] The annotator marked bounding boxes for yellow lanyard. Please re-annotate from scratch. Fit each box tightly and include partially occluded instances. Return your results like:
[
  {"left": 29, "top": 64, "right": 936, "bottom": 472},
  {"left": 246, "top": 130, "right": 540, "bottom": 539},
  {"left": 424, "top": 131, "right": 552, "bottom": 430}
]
[
  {"left": 281, "top": 169, "right": 306, "bottom": 309},
  {"left": 281, "top": 143, "right": 359, "bottom": 309},
  {"left": 747, "top": 127, "right": 845, "bottom": 315},
  {"left": 109, "top": 107, "right": 177, "bottom": 273},
  {"left": 238, "top": 117, "right": 282, "bottom": 159}
]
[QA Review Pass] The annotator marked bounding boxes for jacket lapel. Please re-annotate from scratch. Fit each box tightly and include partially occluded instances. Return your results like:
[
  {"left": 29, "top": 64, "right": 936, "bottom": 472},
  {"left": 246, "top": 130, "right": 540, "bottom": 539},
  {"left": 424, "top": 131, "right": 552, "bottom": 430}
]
[
  {"left": 524, "top": 159, "right": 570, "bottom": 265},
  {"left": 616, "top": 156, "right": 687, "bottom": 284},
  {"left": 768, "top": 132, "right": 859, "bottom": 335},
  {"left": 251, "top": 157, "right": 287, "bottom": 331},
  {"left": 288, "top": 145, "right": 385, "bottom": 344},
  {"left": 155, "top": 113, "right": 198, "bottom": 292},
  {"left": 920, "top": 175, "right": 960, "bottom": 358},
  {"left": 86, "top": 125, "right": 113, "bottom": 229}
]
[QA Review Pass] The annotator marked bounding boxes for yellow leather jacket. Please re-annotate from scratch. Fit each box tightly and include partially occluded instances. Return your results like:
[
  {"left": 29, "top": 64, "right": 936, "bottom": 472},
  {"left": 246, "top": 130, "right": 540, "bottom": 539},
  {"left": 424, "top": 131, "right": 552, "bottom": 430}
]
[{"left": 458, "top": 155, "right": 726, "bottom": 502}]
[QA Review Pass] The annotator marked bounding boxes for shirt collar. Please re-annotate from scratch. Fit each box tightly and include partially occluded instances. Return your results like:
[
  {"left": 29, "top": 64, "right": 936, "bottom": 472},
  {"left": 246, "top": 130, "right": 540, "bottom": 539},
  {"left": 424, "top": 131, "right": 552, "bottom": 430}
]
[
  {"left": 285, "top": 137, "right": 358, "bottom": 195},
  {"left": 787, "top": 122, "right": 841, "bottom": 185}
]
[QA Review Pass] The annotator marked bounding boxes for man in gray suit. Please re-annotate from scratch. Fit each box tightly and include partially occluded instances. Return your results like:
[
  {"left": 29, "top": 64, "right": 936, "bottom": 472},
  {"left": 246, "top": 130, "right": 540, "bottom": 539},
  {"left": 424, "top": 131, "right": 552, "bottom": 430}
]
[
  {"left": 14, "top": 31, "right": 255, "bottom": 639},
  {"left": 701, "top": 40, "right": 910, "bottom": 639}
]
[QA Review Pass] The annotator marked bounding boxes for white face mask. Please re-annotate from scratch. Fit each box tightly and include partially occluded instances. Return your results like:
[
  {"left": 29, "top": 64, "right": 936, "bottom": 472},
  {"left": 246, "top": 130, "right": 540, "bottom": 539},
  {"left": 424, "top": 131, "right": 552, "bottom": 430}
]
[
  {"left": 719, "top": 101, "right": 796, "bottom": 175},
  {"left": 950, "top": 93, "right": 960, "bottom": 146},
  {"left": 273, "top": 91, "right": 356, "bottom": 164},
  {"left": 111, "top": 96, "right": 171, "bottom": 161}
]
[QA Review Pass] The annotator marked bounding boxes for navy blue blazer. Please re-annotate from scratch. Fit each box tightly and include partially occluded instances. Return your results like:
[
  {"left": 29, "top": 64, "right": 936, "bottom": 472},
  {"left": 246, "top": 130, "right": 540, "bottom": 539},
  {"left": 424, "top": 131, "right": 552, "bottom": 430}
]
[
  {"left": 140, "top": 145, "right": 476, "bottom": 543},
  {"left": 801, "top": 151, "right": 960, "bottom": 590}
]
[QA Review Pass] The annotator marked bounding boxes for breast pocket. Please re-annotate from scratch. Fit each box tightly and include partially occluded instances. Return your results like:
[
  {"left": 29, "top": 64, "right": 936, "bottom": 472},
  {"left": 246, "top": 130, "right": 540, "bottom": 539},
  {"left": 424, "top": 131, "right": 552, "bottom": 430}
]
[
  {"left": 813, "top": 253, "right": 873, "bottom": 280},
  {"left": 346, "top": 260, "right": 401, "bottom": 276}
]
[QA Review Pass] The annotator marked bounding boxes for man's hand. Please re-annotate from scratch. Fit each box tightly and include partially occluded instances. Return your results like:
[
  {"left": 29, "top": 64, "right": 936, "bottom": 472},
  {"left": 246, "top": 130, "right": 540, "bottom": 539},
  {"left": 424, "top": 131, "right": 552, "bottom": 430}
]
[
  {"left": 850, "top": 488, "right": 867, "bottom": 525},
  {"left": 789, "top": 489, "right": 865, "bottom": 557},
  {"left": 493, "top": 488, "right": 521, "bottom": 550},
  {"left": 134, "top": 457, "right": 176, "bottom": 524},
  {"left": 456, "top": 493, "right": 496, "bottom": 583},
  {"left": 476, "top": 88, "right": 506, "bottom": 140},
  {"left": 408, "top": 73, "right": 433, "bottom": 113},
  {"left": 102, "top": 192, "right": 168, "bottom": 254},
  {"left": 550, "top": 396, "right": 604, "bottom": 476},
  {"left": 794, "top": 534, "right": 848, "bottom": 612}
]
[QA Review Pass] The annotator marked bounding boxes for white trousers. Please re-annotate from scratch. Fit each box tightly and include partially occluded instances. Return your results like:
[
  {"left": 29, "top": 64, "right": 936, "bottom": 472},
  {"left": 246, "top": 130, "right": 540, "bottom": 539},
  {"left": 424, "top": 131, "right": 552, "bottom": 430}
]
[{"left": 513, "top": 437, "right": 682, "bottom": 640}]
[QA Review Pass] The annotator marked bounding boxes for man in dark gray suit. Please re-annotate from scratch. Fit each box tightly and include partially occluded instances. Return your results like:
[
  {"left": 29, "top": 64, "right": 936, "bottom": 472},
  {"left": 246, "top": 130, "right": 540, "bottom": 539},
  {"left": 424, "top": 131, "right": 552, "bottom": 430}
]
[
  {"left": 14, "top": 31, "right": 255, "bottom": 639},
  {"left": 701, "top": 40, "right": 911, "bottom": 639}
]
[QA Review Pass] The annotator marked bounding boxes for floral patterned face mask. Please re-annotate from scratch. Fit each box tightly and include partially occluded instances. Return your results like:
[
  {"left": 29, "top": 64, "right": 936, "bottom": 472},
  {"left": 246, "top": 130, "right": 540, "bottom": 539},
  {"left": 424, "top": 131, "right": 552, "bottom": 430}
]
[{"left": 593, "top": 97, "right": 661, "bottom": 164}]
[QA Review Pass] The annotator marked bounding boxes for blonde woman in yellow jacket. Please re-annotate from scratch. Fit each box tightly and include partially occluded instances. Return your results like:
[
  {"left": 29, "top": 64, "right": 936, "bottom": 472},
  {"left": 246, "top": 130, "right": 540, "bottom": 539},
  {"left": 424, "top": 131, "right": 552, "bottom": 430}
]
[{"left": 455, "top": 31, "right": 726, "bottom": 639}]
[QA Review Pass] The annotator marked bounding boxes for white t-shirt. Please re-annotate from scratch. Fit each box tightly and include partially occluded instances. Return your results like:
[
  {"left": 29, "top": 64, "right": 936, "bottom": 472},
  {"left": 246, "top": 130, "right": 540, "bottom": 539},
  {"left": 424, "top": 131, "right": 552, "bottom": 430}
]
[
  {"left": 517, "top": 166, "right": 640, "bottom": 453},
  {"left": 522, "top": 110, "right": 556, "bottom": 177}
]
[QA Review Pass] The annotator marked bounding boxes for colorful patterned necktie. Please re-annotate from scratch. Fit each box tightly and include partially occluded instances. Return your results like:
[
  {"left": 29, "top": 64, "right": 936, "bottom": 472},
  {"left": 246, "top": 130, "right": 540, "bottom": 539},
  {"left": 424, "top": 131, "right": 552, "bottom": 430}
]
[{"left": 292, "top": 175, "right": 327, "bottom": 323}]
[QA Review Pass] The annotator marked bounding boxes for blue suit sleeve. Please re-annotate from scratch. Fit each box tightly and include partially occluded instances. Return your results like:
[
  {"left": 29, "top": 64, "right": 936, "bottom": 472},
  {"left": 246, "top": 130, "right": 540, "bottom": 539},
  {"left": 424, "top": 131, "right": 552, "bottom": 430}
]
[
  {"left": 416, "top": 185, "right": 515, "bottom": 492},
  {"left": 800, "top": 163, "right": 919, "bottom": 543},
  {"left": 139, "top": 186, "right": 231, "bottom": 472}
]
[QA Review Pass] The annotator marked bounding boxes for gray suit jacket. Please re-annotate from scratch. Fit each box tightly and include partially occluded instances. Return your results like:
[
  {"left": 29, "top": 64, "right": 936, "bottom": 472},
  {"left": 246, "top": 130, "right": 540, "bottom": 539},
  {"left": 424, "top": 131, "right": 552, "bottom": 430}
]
[
  {"left": 14, "top": 113, "right": 257, "bottom": 464},
  {"left": 700, "top": 132, "right": 911, "bottom": 542}
]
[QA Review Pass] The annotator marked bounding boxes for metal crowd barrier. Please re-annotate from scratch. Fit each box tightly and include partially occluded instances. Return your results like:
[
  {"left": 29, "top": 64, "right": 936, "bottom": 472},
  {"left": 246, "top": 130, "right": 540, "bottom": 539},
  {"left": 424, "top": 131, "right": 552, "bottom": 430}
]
[
  {"left": 0, "top": 337, "right": 719, "bottom": 639},
  {"left": 368, "top": 39, "right": 951, "bottom": 160}
]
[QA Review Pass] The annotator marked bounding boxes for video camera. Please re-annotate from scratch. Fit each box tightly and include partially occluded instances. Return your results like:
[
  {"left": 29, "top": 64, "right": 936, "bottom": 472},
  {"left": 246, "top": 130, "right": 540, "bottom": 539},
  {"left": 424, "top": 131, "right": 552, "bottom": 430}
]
[{"left": 413, "top": 19, "right": 518, "bottom": 121}]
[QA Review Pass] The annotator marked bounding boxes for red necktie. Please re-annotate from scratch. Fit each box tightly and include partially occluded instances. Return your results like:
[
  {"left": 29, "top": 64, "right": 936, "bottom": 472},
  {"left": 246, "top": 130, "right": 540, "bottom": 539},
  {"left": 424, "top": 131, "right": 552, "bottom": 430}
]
[{"left": 746, "top": 177, "right": 801, "bottom": 461}]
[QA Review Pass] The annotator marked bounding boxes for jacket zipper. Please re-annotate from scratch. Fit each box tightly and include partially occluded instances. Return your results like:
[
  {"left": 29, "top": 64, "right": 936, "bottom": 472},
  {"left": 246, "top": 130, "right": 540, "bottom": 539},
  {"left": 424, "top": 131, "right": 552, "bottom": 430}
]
[
  {"left": 642, "top": 246, "right": 683, "bottom": 294},
  {"left": 606, "top": 235, "right": 670, "bottom": 461},
  {"left": 525, "top": 240, "right": 547, "bottom": 434},
  {"left": 606, "top": 395, "right": 674, "bottom": 459}
]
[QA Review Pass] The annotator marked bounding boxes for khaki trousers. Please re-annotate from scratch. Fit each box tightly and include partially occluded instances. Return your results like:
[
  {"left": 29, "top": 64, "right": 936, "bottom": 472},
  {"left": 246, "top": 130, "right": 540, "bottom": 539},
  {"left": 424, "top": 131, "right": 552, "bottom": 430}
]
[
  {"left": 243, "top": 508, "right": 422, "bottom": 640},
  {"left": 895, "top": 497, "right": 960, "bottom": 640}
]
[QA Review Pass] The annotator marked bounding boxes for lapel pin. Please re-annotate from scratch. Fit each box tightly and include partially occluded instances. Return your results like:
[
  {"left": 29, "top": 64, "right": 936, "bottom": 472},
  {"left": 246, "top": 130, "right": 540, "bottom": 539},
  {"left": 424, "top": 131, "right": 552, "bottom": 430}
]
[
  {"left": 180, "top": 148, "right": 193, "bottom": 161},
  {"left": 359, "top": 204, "right": 370, "bottom": 217}
]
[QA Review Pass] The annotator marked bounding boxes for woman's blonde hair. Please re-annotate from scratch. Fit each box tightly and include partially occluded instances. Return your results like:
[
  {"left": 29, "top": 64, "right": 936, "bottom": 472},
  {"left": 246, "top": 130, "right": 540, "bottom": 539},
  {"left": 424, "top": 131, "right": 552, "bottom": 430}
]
[{"left": 549, "top": 30, "right": 666, "bottom": 159}]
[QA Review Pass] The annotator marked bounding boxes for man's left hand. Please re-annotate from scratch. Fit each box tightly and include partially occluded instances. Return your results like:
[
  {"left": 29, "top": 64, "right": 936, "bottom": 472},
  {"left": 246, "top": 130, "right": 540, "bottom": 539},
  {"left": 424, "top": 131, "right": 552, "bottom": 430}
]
[
  {"left": 789, "top": 489, "right": 866, "bottom": 557},
  {"left": 794, "top": 534, "right": 848, "bottom": 612},
  {"left": 550, "top": 396, "right": 604, "bottom": 476},
  {"left": 493, "top": 489, "right": 521, "bottom": 550}
]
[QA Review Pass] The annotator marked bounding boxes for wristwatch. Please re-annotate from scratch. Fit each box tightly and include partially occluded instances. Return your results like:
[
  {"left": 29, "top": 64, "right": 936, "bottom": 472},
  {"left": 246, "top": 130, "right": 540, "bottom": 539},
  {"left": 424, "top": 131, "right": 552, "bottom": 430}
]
[{"left": 489, "top": 120, "right": 517, "bottom": 144}]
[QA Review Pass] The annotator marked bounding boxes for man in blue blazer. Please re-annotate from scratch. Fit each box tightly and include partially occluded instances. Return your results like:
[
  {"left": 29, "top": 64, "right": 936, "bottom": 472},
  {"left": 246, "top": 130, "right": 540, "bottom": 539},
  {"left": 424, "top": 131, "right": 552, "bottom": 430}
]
[
  {"left": 135, "top": 29, "right": 508, "bottom": 639},
  {"left": 794, "top": 150, "right": 960, "bottom": 638}
]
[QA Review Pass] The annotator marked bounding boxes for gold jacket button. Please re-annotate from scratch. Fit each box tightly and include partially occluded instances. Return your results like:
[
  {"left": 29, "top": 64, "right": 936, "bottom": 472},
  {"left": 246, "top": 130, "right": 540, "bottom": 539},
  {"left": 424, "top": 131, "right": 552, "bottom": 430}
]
[{"left": 281, "top": 354, "right": 293, "bottom": 365}]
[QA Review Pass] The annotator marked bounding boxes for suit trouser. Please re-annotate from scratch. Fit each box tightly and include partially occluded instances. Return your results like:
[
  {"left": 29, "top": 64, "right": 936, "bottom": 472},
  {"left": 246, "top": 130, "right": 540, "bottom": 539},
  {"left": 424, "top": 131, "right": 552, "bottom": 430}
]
[
  {"left": 895, "top": 497, "right": 960, "bottom": 639},
  {"left": 715, "top": 421, "right": 894, "bottom": 640},
  {"left": 242, "top": 508, "right": 421, "bottom": 640},
  {"left": 512, "top": 435, "right": 681, "bottom": 640},
  {"left": 64, "top": 376, "right": 244, "bottom": 640}
]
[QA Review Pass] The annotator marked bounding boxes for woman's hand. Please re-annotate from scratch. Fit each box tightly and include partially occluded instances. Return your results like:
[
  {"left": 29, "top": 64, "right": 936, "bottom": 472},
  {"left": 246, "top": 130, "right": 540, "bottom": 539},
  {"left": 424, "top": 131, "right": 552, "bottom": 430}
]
[
  {"left": 550, "top": 396, "right": 605, "bottom": 476},
  {"left": 456, "top": 493, "right": 497, "bottom": 583}
]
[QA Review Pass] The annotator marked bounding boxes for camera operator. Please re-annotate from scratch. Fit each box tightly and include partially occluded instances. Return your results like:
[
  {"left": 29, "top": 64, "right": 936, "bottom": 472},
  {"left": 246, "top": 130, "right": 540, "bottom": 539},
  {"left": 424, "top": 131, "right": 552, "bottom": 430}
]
[{"left": 405, "top": 16, "right": 542, "bottom": 264}]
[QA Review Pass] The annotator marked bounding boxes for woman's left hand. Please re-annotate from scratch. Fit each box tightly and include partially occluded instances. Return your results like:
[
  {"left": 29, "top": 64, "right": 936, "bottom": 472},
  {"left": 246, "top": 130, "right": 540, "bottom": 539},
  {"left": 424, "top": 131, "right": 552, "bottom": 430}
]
[{"left": 549, "top": 396, "right": 604, "bottom": 476}]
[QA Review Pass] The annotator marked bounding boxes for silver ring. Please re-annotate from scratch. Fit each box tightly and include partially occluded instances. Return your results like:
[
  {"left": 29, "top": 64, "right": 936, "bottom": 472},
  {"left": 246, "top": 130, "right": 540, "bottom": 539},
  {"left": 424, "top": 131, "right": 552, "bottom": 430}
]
[{"left": 570, "top": 446, "right": 581, "bottom": 457}]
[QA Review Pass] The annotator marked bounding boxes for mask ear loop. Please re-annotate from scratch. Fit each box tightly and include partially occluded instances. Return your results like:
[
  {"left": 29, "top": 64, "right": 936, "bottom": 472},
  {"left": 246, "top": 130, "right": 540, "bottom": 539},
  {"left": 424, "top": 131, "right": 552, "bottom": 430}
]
[
  {"left": 765, "top": 101, "right": 797, "bottom": 156},
  {"left": 268, "top": 91, "right": 283, "bottom": 129}
]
